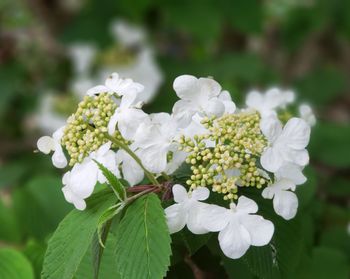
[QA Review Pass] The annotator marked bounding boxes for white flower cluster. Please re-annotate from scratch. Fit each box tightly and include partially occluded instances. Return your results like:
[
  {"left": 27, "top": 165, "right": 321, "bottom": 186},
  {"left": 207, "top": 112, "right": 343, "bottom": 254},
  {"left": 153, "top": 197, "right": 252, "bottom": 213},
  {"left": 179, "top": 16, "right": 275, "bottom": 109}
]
[{"left": 37, "top": 72, "right": 314, "bottom": 259}]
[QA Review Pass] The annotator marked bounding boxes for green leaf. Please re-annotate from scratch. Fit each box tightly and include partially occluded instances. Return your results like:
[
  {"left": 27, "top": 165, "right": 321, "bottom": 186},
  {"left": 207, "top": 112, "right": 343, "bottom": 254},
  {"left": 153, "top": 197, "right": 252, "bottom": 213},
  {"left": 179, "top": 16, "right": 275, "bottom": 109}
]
[
  {"left": 114, "top": 193, "right": 172, "bottom": 279},
  {"left": 308, "top": 247, "right": 350, "bottom": 279},
  {"left": 41, "top": 189, "right": 116, "bottom": 279},
  {"left": 94, "top": 160, "right": 126, "bottom": 201},
  {"left": 242, "top": 245, "right": 278, "bottom": 279},
  {"left": 97, "top": 202, "right": 125, "bottom": 247},
  {"left": 13, "top": 175, "right": 72, "bottom": 240},
  {"left": 23, "top": 240, "right": 46, "bottom": 279},
  {"left": 0, "top": 248, "right": 34, "bottom": 279},
  {"left": 309, "top": 122, "right": 350, "bottom": 167}
]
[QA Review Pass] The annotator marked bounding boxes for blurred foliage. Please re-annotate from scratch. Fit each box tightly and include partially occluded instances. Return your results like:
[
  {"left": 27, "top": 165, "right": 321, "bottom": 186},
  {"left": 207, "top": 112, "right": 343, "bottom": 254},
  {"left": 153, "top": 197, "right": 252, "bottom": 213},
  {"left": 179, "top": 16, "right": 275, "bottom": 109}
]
[{"left": 0, "top": 0, "right": 349, "bottom": 278}]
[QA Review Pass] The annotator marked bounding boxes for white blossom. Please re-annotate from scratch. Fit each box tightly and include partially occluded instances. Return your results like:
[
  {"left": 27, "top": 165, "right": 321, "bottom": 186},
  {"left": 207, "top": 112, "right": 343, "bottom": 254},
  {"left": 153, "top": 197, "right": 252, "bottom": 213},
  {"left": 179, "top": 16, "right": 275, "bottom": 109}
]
[
  {"left": 165, "top": 184, "right": 210, "bottom": 234},
  {"left": 299, "top": 104, "right": 316, "bottom": 126},
  {"left": 260, "top": 116, "right": 311, "bottom": 172},
  {"left": 116, "top": 148, "right": 144, "bottom": 186},
  {"left": 262, "top": 164, "right": 306, "bottom": 220},
  {"left": 133, "top": 113, "right": 180, "bottom": 173},
  {"left": 87, "top": 72, "right": 144, "bottom": 97},
  {"left": 110, "top": 19, "right": 146, "bottom": 47},
  {"left": 246, "top": 88, "right": 295, "bottom": 118},
  {"left": 172, "top": 75, "right": 231, "bottom": 127},
  {"left": 108, "top": 91, "right": 148, "bottom": 140},
  {"left": 202, "top": 196, "right": 274, "bottom": 259},
  {"left": 62, "top": 142, "right": 119, "bottom": 210},
  {"left": 37, "top": 126, "right": 67, "bottom": 168},
  {"left": 68, "top": 43, "right": 96, "bottom": 76}
]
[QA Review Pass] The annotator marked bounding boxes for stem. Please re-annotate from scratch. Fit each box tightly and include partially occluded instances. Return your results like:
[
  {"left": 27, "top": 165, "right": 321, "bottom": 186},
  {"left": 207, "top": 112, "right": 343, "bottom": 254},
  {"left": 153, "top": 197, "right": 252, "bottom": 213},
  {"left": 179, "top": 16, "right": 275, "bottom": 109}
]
[
  {"left": 161, "top": 172, "right": 171, "bottom": 181},
  {"left": 105, "top": 134, "right": 160, "bottom": 186},
  {"left": 126, "top": 187, "right": 159, "bottom": 203}
]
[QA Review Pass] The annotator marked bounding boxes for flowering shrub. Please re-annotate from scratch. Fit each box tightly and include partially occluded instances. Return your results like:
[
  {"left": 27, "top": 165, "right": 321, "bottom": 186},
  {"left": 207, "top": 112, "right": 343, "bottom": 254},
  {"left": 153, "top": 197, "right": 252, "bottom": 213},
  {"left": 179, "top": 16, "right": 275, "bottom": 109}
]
[{"left": 38, "top": 72, "right": 315, "bottom": 278}]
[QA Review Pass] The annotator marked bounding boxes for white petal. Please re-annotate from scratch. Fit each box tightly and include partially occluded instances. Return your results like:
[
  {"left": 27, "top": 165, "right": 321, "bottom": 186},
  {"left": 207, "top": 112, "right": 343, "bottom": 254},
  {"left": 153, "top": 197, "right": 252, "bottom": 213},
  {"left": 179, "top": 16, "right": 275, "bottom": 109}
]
[
  {"left": 285, "top": 149, "right": 309, "bottom": 167},
  {"left": 246, "top": 90, "right": 263, "bottom": 110},
  {"left": 203, "top": 98, "right": 225, "bottom": 117},
  {"left": 260, "top": 116, "right": 282, "bottom": 143},
  {"left": 191, "top": 187, "right": 210, "bottom": 201},
  {"left": 117, "top": 150, "right": 144, "bottom": 186},
  {"left": 37, "top": 136, "right": 55, "bottom": 154},
  {"left": 172, "top": 184, "right": 188, "bottom": 203},
  {"left": 172, "top": 100, "right": 197, "bottom": 128},
  {"left": 281, "top": 118, "right": 311, "bottom": 149},
  {"left": 275, "top": 164, "right": 306, "bottom": 185},
  {"left": 262, "top": 186, "right": 275, "bottom": 199},
  {"left": 236, "top": 196, "right": 258, "bottom": 214},
  {"left": 87, "top": 85, "right": 109, "bottom": 96},
  {"left": 165, "top": 204, "right": 187, "bottom": 234},
  {"left": 261, "top": 147, "right": 284, "bottom": 172},
  {"left": 240, "top": 215, "right": 274, "bottom": 246},
  {"left": 202, "top": 205, "right": 230, "bottom": 232},
  {"left": 173, "top": 75, "right": 199, "bottom": 101},
  {"left": 137, "top": 145, "right": 169, "bottom": 173},
  {"left": 69, "top": 160, "right": 98, "bottom": 199},
  {"left": 105, "top": 73, "right": 120, "bottom": 89},
  {"left": 219, "top": 91, "right": 236, "bottom": 114},
  {"left": 198, "top": 77, "right": 222, "bottom": 98},
  {"left": 187, "top": 202, "right": 210, "bottom": 234},
  {"left": 273, "top": 190, "right": 298, "bottom": 220},
  {"left": 218, "top": 218, "right": 251, "bottom": 259},
  {"left": 117, "top": 108, "right": 148, "bottom": 140},
  {"left": 52, "top": 146, "right": 68, "bottom": 168},
  {"left": 108, "top": 111, "right": 119, "bottom": 135}
]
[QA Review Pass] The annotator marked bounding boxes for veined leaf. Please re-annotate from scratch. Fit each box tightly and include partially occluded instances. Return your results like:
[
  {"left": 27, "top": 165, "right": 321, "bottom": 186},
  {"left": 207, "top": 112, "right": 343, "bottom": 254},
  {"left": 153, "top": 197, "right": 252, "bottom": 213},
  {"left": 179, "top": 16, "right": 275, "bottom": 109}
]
[
  {"left": 97, "top": 202, "right": 125, "bottom": 247},
  {"left": 114, "top": 193, "right": 172, "bottom": 279},
  {"left": 0, "top": 248, "right": 34, "bottom": 279},
  {"left": 41, "top": 190, "right": 116, "bottom": 279},
  {"left": 94, "top": 160, "right": 126, "bottom": 201}
]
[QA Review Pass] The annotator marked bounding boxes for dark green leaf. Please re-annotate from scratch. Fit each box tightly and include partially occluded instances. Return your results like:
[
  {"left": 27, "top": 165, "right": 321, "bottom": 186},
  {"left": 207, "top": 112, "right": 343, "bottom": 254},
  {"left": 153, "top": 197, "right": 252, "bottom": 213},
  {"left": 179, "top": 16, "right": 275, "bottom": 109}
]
[
  {"left": 41, "top": 189, "right": 116, "bottom": 279},
  {"left": 114, "top": 193, "right": 172, "bottom": 279}
]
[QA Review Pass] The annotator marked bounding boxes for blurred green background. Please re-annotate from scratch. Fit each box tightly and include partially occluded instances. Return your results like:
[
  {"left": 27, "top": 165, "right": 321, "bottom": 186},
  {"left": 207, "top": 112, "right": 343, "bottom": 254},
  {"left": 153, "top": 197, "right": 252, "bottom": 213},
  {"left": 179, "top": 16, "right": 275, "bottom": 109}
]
[{"left": 0, "top": 0, "right": 349, "bottom": 278}]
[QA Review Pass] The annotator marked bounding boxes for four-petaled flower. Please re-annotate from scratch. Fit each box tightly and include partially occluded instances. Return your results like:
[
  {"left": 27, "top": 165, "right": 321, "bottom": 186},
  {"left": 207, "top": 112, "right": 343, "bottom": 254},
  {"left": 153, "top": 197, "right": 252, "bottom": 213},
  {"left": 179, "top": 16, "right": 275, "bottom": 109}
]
[
  {"left": 165, "top": 184, "right": 211, "bottom": 234},
  {"left": 262, "top": 163, "right": 306, "bottom": 220},
  {"left": 260, "top": 116, "right": 311, "bottom": 172},
  {"left": 202, "top": 196, "right": 274, "bottom": 259},
  {"left": 87, "top": 72, "right": 144, "bottom": 97},
  {"left": 172, "top": 75, "right": 234, "bottom": 127}
]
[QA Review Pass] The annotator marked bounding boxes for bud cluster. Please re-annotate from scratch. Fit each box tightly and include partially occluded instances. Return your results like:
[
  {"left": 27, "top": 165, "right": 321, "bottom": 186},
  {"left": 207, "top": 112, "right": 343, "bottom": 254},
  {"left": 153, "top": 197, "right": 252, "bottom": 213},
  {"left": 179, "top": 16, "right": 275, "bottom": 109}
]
[
  {"left": 180, "top": 111, "right": 270, "bottom": 201},
  {"left": 61, "top": 93, "right": 117, "bottom": 165}
]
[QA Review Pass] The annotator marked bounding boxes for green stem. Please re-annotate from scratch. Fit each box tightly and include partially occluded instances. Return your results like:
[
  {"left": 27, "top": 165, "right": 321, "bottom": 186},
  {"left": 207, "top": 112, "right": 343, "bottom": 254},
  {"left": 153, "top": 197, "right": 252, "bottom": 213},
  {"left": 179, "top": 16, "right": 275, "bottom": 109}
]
[
  {"left": 126, "top": 187, "right": 158, "bottom": 203},
  {"left": 105, "top": 134, "right": 160, "bottom": 186},
  {"left": 161, "top": 172, "right": 171, "bottom": 181}
]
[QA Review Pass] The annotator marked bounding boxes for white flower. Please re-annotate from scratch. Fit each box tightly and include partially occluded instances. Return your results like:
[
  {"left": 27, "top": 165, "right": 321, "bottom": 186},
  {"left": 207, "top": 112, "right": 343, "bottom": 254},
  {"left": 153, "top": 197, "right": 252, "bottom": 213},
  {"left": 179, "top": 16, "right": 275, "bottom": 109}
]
[
  {"left": 68, "top": 43, "right": 96, "bottom": 76},
  {"left": 262, "top": 164, "right": 306, "bottom": 220},
  {"left": 37, "top": 126, "right": 67, "bottom": 168},
  {"left": 299, "top": 104, "right": 316, "bottom": 126},
  {"left": 110, "top": 19, "right": 145, "bottom": 47},
  {"left": 116, "top": 148, "right": 144, "bottom": 186},
  {"left": 62, "top": 142, "right": 119, "bottom": 210},
  {"left": 172, "top": 75, "right": 228, "bottom": 127},
  {"left": 87, "top": 72, "right": 144, "bottom": 97},
  {"left": 133, "top": 113, "right": 180, "bottom": 173},
  {"left": 100, "top": 49, "right": 163, "bottom": 103},
  {"left": 203, "top": 196, "right": 274, "bottom": 259},
  {"left": 165, "top": 184, "right": 210, "bottom": 234},
  {"left": 246, "top": 88, "right": 295, "bottom": 118},
  {"left": 260, "top": 116, "right": 311, "bottom": 172},
  {"left": 108, "top": 91, "right": 148, "bottom": 140},
  {"left": 35, "top": 93, "right": 67, "bottom": 133},
  {"left": 219, "top": 90, "right": 236, "bottom": 114}
]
